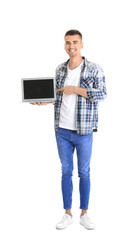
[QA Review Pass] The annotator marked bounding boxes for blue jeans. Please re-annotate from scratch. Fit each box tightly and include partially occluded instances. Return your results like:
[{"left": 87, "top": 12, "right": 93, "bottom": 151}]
[{"left": 55, "top": 127, "right": 93, "bottom": 210}]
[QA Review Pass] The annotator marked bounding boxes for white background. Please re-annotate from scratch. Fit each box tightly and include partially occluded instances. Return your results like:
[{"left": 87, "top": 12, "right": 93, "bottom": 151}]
[{"left": 0, "top": 0, "right": 135, "bottom": 239}]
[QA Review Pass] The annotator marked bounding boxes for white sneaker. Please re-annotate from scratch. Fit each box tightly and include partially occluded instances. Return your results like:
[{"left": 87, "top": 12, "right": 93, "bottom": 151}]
[
  {"left": 56, "top": 214, "right": 73, "bottom": 230},
  {"left": 80, "top": 213, "right": 95, "bottom": 230}
]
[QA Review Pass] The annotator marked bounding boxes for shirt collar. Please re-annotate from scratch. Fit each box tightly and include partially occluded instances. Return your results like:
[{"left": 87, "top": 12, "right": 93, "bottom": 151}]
[{"left": 63, "top": 56, "right": 87, "bottom": 69}]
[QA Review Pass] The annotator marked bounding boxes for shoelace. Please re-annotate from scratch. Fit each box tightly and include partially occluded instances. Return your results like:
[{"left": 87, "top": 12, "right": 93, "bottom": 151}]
[
  {"left": 82, "top": 214, "right": 91, "bottom": 224},
  {"left": 61, "top": 214, "right": 68, "bottom": 223},
  {"left": 85, "top": 214, "right": 91, "bottom": 221}
]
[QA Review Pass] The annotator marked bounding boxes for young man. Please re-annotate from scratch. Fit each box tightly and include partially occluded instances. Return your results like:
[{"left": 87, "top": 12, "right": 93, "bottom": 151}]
[{"left": 31, "top": 29, "right": 107, "bottom": 230}]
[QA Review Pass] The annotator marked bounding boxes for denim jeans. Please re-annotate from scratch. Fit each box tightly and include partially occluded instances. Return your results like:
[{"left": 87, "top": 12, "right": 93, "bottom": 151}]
[{"left": 55, "top": 127, "right": 93, "bottom": 210}]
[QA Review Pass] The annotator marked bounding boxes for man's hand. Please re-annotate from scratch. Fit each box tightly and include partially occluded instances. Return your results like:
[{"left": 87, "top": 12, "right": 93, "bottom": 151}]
[
  {"left": 29, "top": 102, "right": 55, "bottom": 106},
  {"left": 56, "top": 86, "right": 75, "bottom": 95}
]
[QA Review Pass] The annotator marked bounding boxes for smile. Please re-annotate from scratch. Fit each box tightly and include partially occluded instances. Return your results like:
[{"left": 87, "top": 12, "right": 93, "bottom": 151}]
[{"left": 69, "top": 49, "right": 76, "bottom": 53}]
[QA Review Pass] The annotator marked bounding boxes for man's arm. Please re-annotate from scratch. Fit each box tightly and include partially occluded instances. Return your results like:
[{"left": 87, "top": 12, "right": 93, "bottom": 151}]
[
  {"left": 56, "top": 86, "right": 88, "bottom": 98},
  {"left": 73, "top": 86, "right": 88, "bottom": 98},
  {"left": 86, "top": 65, "right": 107, "bottom": 102}
]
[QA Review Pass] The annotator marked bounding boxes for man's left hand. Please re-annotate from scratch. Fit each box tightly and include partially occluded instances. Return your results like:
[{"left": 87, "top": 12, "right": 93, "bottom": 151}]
[{"left": 56, "top": 86, "right": 75, "bottom": 95}]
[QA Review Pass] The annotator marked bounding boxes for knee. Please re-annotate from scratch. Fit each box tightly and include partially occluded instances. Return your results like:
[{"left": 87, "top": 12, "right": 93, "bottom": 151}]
[
  {"left": 62, "top": 164, "right": 73, "bottom": 179},
  {"left": 78, "top": 168, "right": 90, "bottom": 179}
]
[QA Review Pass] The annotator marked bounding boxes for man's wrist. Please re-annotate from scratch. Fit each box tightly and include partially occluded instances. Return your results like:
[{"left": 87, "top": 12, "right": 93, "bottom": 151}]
[{"left": 73, "top": 86, "right": 77, "bottom": 94}]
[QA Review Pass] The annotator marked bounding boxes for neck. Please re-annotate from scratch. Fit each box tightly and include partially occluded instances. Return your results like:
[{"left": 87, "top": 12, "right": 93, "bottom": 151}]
[{"left": 69, "top": 55, "right": 83, "bottom": 70}]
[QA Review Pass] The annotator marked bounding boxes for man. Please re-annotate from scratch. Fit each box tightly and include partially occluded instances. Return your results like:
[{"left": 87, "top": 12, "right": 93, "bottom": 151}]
[{"left": 31, "top": 29, "right": 107, "bottom": 230}]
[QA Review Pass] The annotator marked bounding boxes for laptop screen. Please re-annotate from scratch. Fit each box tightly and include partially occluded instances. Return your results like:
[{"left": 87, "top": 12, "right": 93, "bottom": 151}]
[{"left": 22, "top": 78, "right": 56, "bottom": 102}]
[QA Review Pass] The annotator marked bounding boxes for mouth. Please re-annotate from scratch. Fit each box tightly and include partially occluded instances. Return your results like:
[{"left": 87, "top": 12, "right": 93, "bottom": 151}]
[{"left": 68, "top": 49, "right": 76, "bottom": 53}]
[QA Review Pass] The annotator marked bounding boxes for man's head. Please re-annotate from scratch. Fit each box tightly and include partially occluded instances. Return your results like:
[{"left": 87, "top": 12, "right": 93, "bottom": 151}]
[{"left": 64, "top": 29, "right": 83, "bottom": 58}]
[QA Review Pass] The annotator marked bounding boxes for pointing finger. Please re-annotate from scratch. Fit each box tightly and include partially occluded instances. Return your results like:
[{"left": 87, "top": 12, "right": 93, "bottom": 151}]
[{"left": 56, "top": 88, "right": 64, "bottom": 92}]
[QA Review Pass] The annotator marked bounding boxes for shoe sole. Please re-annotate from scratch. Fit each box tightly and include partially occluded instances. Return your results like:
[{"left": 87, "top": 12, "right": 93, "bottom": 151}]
[{"left": 56, "top": 220, "right": 73, "bottom": 230}]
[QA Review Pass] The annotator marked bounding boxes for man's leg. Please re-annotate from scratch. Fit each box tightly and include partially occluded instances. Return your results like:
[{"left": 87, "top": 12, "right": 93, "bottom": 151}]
[
  {"left": 75, "top": 131, "right": 93, "bottom": 214},
  {"left": 55, "top": 128, "right": 75, "bottom": 212}
]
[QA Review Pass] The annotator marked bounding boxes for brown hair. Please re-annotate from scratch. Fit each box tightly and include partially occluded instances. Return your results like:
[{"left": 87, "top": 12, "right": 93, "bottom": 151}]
[{"left": 65, "top": 29, "right": 82, "bottom": 40}]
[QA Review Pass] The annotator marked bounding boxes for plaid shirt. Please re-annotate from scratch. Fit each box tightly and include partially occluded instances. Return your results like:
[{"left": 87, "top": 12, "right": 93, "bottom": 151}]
[{"left": 54, "top": 57, "right": 107, "bottom": 135}]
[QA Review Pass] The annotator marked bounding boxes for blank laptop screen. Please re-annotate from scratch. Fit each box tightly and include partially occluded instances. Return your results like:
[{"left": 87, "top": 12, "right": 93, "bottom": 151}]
[{"left": 23, "top": 79, "right": 54, "bottom": 100}]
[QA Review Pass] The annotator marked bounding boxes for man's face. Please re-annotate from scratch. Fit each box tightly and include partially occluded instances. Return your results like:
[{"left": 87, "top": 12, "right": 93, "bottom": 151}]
[{"left": 64, "top": 34, "right": 83, "bottom": 58}]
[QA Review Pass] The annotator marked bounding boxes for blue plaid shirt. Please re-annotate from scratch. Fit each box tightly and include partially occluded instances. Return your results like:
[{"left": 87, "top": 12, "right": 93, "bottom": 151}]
[{"left": 54, "top": 57, "right": 107, "bottom": 135}]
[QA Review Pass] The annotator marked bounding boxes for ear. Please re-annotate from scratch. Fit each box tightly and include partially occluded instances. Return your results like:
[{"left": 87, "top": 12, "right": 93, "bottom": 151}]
[{"left": 81, "top": 41, "right": 83, "bottom": 49}]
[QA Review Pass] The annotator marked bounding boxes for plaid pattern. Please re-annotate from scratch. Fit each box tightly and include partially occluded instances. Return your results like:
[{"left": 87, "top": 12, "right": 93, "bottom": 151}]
[{"left": 54, "top": 57, "right": 107, "bottom": 135}]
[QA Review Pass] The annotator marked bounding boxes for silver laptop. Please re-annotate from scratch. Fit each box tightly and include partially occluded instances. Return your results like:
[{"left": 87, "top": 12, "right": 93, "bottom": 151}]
[{"left": 21, "top": 77, "right": 56, "bottom": 102}]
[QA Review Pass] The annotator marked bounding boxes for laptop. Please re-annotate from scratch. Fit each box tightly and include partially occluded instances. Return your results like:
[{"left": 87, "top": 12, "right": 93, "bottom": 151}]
[{"left": 21, "top": 77, "right": 56, "bottom": 102}]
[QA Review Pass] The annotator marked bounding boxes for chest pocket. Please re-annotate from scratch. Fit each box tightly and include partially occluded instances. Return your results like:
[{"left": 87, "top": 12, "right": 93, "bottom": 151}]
[{"left": 80, "top": 70, "right": 95, "bottom": 89}]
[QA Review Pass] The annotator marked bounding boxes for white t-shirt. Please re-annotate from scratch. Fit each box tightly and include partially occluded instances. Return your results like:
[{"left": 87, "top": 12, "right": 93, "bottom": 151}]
[{"left": 59, "top": 61, "right": 84, "bottom": 130}]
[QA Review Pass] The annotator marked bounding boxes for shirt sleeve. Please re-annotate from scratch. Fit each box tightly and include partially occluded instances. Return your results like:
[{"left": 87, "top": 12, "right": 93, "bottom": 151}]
[
  {"left": 55, "top": 67, "right": 59, "bottom": 90},
  {"left": 53, "top": 67, "right": 59, "bottom": 106},
  {"left": 86, "top": 65, "right": 107, "bottom": 102}
]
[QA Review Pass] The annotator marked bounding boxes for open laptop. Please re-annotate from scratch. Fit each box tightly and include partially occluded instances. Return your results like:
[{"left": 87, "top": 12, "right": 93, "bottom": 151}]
[{"left": 21, "top": 77, "right": 56, "bottom": 102}]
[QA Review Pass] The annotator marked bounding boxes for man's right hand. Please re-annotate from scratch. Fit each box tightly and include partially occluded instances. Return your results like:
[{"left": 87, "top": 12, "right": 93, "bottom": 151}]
[{"left": 29, "top": 102, "right": 55, "bottom": 106}]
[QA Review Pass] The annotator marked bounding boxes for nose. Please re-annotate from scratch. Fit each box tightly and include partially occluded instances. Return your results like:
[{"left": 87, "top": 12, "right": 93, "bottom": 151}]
[{"left": 69, "top": 42, "right": 75, "bottom": 48}]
